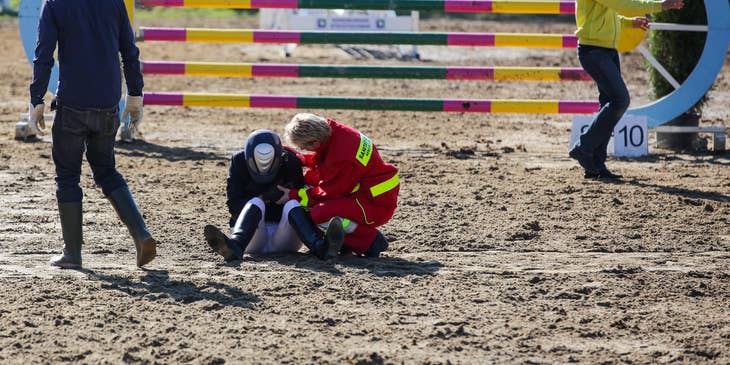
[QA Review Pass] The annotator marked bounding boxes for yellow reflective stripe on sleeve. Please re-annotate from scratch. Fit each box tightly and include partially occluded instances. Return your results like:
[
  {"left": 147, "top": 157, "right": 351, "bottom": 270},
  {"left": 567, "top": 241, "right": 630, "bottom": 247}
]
[
  {"left": 350, "top": 183, "right": 360, "bottom": 194},
  {"left": 297, "top": 188, "right": 309, "bottom": 207},
  {"left": 355, "top": 133, "right": 373, "bottom": 167},
  {"left": 369, "top": 174, "right": 399, "bottom": 197}
]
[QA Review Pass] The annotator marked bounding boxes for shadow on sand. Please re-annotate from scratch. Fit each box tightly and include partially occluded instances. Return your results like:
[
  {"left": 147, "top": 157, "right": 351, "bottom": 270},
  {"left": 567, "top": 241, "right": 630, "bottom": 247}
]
[
  {"left": 115, "top": 140, "right": 228, "bottom": 162},
  {"left": 243, "top": 252, "right": 444, "bottom": 277},
  {"left": 628, "top": 180, "right": 730, "bottom": 203},
  {"left": 86, "top": 269, "right": 260, "bottom": 309},
  {"left": 597, "top": 177, "right": 729, "bottom": 203},
  {"left": 629, "top": 151, "right": 730, "bottom": 166}
]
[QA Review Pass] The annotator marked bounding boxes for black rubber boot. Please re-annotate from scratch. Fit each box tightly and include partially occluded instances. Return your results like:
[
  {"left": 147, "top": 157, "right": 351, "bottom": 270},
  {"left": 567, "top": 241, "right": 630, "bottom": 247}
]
[
  {"left": 49, "top": 202, "right": 83, "bottom": 269},
  {"left": 230, "top": 204, "right": 262, "bottom": 250},
  {"left": 364, "top": 230, "right": 389, "bottom": 258},
  {"left": 204, "top": 204, "right": 261, "bottom": 261},
  {"left": 288, "top": 206, "right": 344, "bottom": 260},
  {"left": 288, "top": 206, "right": 327, "bottom": 258},
  {"left": 203, "top": 225, "right": 242, "bottom": 262},
  {"left": 108, "top": 187, "right": 157, "bottom": 267}
]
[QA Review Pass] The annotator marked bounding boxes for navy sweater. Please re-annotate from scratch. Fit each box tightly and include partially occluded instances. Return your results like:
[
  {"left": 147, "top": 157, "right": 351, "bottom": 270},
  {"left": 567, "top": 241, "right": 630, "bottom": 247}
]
[{"left": 30, "top": 0, "right": 143, "bottom": 108}]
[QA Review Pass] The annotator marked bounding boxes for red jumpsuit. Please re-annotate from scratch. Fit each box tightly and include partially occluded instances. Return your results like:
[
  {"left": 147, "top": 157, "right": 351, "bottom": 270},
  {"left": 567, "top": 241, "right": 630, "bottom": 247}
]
[{"left": 288, "top": 119, "right": 399, "bottom": 254}]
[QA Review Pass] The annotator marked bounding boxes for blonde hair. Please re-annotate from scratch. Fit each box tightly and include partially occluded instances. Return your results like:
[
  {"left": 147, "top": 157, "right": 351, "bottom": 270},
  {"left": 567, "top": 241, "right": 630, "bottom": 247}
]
[{"left": 284, "top": 113, "right": 332, "bottom": 146}]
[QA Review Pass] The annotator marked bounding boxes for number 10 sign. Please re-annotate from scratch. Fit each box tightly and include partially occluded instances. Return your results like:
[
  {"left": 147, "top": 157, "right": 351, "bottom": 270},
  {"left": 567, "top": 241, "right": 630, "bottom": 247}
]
[{"left": 569, "top": 114, "right": 648, "bottom": 158}]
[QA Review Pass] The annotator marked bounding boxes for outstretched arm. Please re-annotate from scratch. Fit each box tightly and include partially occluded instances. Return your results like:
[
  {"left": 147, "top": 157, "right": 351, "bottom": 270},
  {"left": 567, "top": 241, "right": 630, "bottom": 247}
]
[
  {"left": 119, "top": 0, "right": 143, "bottom": 97},
  {"left": 284, "top": 161, "right": 361, "bottom": 207},
  {"left": 29, "top": 1, "right": 58, "bottom": 107},
  {"left": 595, "top": 0, "right": 680, "bottom": 17},
  {"left": 621, "top": 16, "right": 650, "bottom": 30}
]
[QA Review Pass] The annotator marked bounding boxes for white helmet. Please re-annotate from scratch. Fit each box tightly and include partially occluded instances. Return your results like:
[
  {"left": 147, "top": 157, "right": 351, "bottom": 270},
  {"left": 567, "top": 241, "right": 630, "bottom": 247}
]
[{"left": 245, "top": 130, "right": 283, "bottom": 184}]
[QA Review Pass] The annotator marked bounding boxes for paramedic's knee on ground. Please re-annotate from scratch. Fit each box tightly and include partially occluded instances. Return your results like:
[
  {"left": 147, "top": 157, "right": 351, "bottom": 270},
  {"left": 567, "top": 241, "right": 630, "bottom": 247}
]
[{"left": 309, "top": 198, "right": 389, "bottom": 257}]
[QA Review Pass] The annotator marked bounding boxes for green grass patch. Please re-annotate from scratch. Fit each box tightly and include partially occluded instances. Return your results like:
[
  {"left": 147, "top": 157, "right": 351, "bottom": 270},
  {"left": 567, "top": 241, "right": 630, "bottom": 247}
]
[{"left": 0, "top": 0, "right": 19, "bottom": 17}]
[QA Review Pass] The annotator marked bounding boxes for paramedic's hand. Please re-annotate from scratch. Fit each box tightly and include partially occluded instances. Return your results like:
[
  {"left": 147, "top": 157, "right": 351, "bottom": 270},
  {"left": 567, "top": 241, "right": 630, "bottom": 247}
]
[
  {"left": 28, "top": 102, "right": 46, "bottom": 136},
  {"left": 275, "top": 185, "right": 291, "bottom": 205},
  {"left": 121, "top": 95, "right": 143, "bottom": 131},
  {"left": 662, "top": 0, "right": 683, "bottom": 11},
  {"left": 632, "top": 17, "right": 650, "bottom": 30}
]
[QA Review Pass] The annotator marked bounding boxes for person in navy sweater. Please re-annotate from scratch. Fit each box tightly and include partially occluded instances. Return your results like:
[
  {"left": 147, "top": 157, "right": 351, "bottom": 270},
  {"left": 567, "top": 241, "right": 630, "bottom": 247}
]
[{"left": 29, "top": 0, "right": 157, "bottom": 269}]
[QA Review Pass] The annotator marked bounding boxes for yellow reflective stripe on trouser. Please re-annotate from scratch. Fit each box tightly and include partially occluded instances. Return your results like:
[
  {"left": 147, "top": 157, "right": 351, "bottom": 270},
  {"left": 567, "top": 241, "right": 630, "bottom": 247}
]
[
  {"left": 369, "top": 174, "right": 399, "bottom": 197},
  {"left": 341, "top": 218, "right": 358, "bottom": 233},
  {"left": 342, "top": 218, "right": 352, "bottom": 232},
  {"left": 350, "top": 183, "right": 360, "bottom": 194},
  {"left": 297, "top": 188, "right": 308, "bottom": 207},
  {"left": 319, "top": 218, "right": 356, "bottom": 233}
]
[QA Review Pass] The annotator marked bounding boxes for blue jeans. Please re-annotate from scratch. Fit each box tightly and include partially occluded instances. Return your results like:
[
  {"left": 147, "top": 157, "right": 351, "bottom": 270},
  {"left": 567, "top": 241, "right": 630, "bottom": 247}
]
[
  {"left": 52, "top": 102, "right": 127, "bottom": 203},
  {"left": 577, "top": 45, "right": 630, "bottom": 167}
]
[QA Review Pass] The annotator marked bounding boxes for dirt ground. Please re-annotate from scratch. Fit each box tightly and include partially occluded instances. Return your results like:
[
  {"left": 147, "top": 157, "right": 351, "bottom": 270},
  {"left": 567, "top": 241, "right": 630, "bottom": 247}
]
[{"left": 1, "top": 13, "right": 729, "bottom": 364}]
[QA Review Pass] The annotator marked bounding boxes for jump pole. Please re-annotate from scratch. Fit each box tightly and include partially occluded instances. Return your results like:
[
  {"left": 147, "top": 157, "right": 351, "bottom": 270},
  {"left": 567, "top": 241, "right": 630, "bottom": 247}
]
[
  {"left": 143, "top": 92, "right": 600, "bottom": 114},
  {"left": 138, "top": 28, "right": 579, "bottom": 48},
  {"left": 141, "top": 62, "right": 593, "bottom": 82},
  {"left": 18, "top": 0, "right": 729, "bottom": 128},
  {"left": 138, "top": 0, "right": 576, "bottom": 14}
]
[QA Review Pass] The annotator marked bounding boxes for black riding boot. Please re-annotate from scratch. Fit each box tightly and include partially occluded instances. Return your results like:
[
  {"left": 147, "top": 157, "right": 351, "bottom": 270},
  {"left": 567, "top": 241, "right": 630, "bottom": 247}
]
[
  {"left": 288, "top": 206, "right": 344, "bottom": 260},
  {"left": 365, "top": 230, "right": 389, "bottom": 258},
  {"left": 204, "top": 204, "right": 262, "bottom": 261},
  {"left": 108, "top": 187, "right": 157, "bottom": 267},
  {"left": 49, "top": 202, "right": 83, "bottom": 269}
]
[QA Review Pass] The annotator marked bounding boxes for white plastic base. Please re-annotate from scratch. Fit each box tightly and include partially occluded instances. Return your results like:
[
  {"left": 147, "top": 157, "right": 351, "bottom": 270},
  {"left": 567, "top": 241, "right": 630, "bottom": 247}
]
[
  {"left": 14, "top": 121, "right": 35, "bottom": 140},
  {"left": 15, "top": 113, "right": 53, "bottom": 141}
]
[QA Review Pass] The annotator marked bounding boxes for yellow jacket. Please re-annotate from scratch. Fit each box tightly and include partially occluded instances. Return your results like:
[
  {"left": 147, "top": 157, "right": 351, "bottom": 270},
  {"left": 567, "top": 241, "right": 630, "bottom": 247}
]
[{"left": 575, "top": 0, "right": 663, "bottom": 49}]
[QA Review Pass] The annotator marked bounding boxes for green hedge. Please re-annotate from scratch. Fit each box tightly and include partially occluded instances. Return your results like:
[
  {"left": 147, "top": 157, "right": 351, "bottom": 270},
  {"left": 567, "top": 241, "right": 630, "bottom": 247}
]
[{"left": 647, "top": 2, "right": 708, "bottom": 114}]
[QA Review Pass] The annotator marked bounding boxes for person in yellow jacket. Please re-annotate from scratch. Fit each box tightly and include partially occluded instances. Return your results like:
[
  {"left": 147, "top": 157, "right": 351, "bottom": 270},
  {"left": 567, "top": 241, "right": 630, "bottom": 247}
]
[{"left": 569, "top": 0, "right": 683, "bottom": 179}]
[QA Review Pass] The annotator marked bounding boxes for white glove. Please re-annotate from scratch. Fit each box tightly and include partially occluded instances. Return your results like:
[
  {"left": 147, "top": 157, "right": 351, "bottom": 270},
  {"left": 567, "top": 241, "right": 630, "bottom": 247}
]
[
  {"left": 28, "top": 103, "right": 46, "bottom": 136},
  {"left": 121, "top": 95, "right": 143, "bottom": 133}
]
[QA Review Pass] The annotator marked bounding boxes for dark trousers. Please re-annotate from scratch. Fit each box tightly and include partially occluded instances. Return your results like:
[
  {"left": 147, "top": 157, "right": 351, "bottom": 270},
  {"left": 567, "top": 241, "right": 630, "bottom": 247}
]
[
  {"left": 52, "top": 103, "right": 127, "bottom": 203},
  {"left": 577, "top": 45, "right": 631, "bottom": 167}
]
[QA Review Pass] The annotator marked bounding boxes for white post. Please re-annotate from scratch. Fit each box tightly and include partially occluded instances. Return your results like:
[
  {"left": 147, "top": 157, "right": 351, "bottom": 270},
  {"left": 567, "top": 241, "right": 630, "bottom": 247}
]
[{"left": 637, "top": 45, "right": 681, "bottom": 90}]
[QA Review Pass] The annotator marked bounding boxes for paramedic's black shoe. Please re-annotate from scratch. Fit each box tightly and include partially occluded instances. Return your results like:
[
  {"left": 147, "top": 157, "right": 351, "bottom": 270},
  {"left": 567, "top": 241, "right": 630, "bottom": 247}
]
[
  {"left": 324, "top": 217, "right": 345, "bottom": 259},
  {"left": 365, "top": 231, "right": 389, "bottom": 258}
]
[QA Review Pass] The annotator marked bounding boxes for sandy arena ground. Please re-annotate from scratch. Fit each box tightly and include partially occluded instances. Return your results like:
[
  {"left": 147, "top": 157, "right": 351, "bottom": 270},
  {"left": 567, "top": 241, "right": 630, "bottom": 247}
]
[{"left": 1, "top": 13, "right": 729, "bottom": 364}]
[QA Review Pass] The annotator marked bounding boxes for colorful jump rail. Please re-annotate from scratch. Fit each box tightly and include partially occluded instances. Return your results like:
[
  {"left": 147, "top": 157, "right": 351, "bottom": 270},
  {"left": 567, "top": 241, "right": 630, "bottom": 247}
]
[
  {"left": 144, "top": 92, "right": 600, "bottom": 114},
  {"left": 18, "top": 0, "right": 730, "bottom": 128},
  {"left": 142, "top": 61, "right": 592, "bottom": 81},
  {"left": 138, "top": 0, "right": 576, "bottom": 14},
  {"left": 138, "top": 28, "right": 579, "bottom": 48}
]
